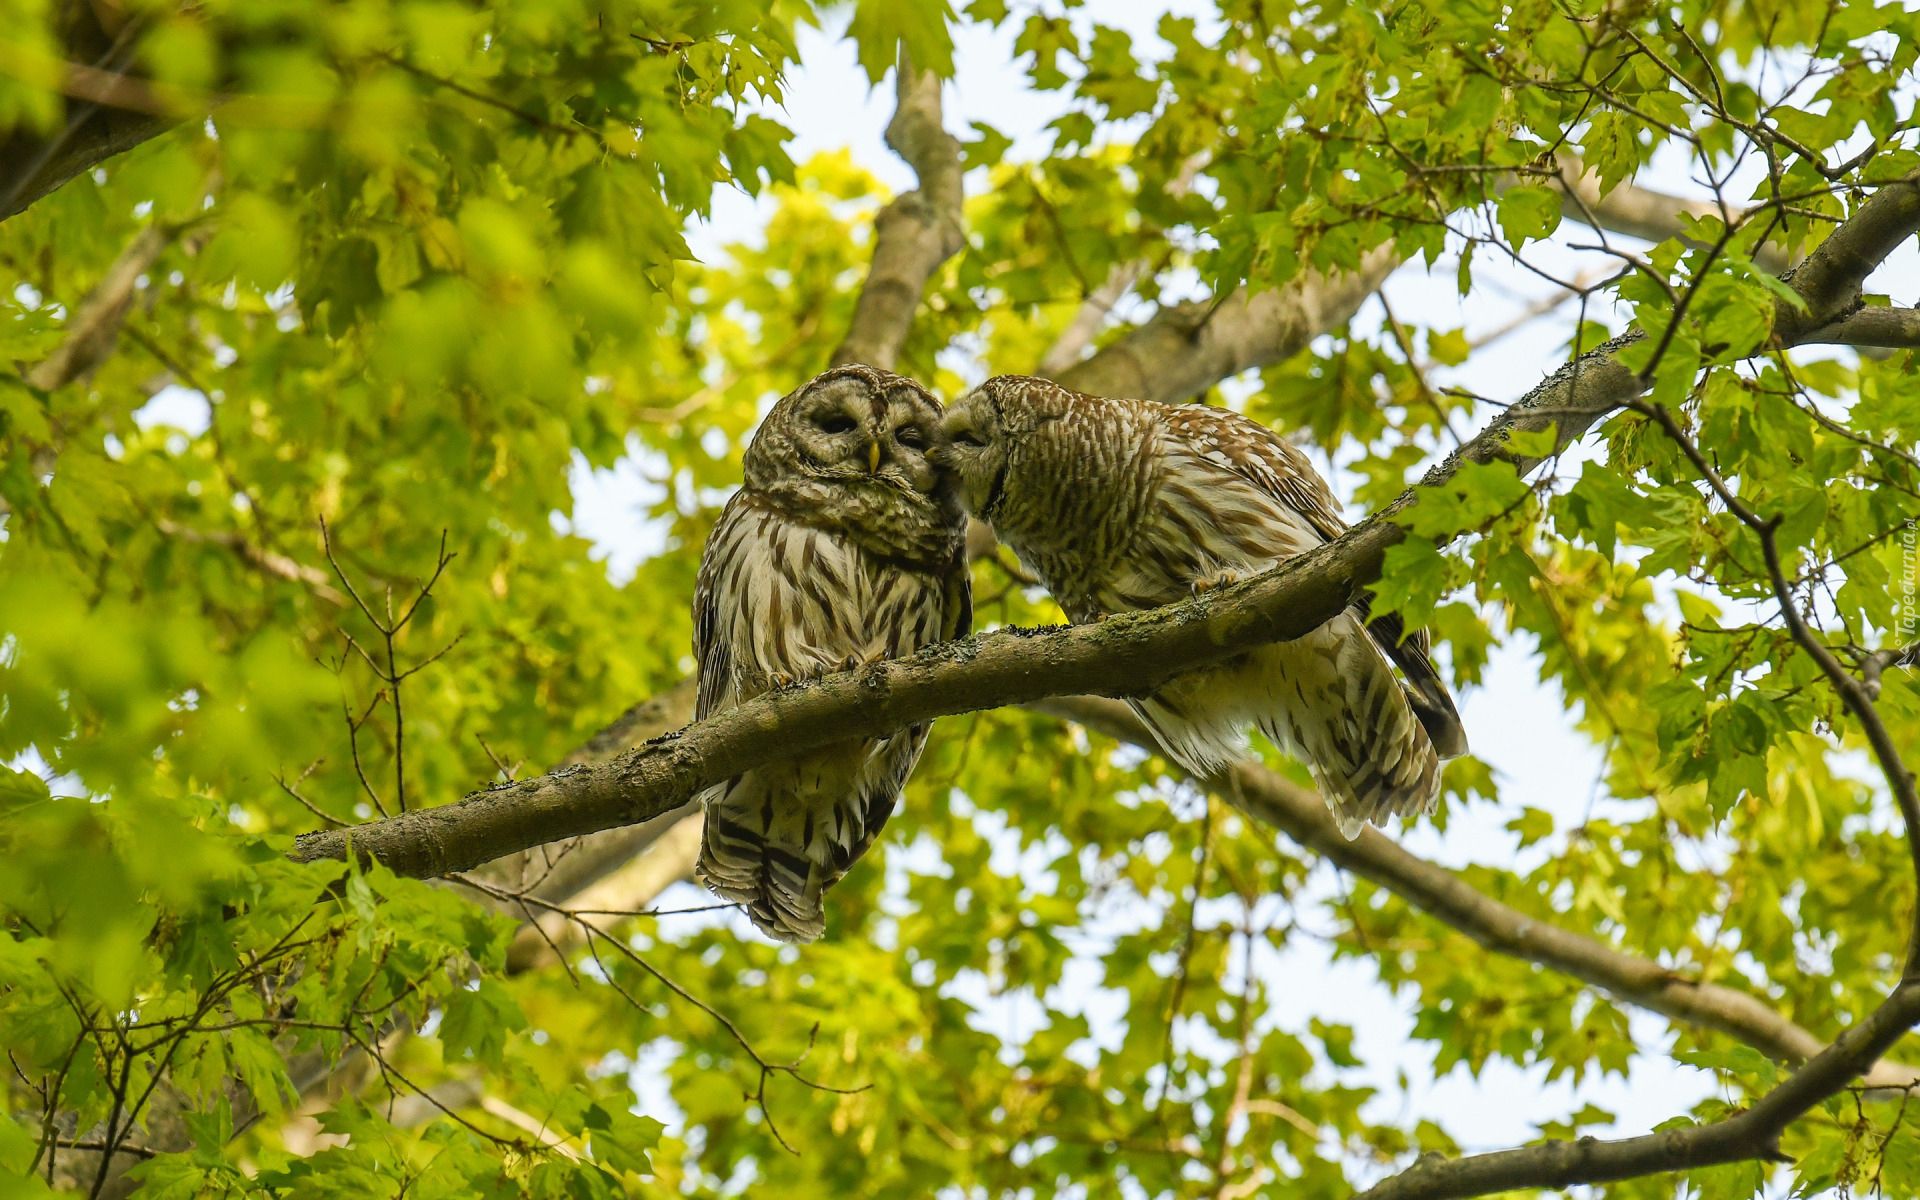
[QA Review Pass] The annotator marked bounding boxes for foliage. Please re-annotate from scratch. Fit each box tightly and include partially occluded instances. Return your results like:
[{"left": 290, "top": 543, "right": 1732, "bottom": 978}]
[{"left": 1, "top": 0, "right": 1919, "bottom": 1196}]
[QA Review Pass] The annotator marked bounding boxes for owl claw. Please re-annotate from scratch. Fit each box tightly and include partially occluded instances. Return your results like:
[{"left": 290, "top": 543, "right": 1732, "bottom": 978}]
[
  {"left": 1192, "top": 571, "right": 1243, "bottom": 597},
  {"left": 768, "top": 671, "right": 797, "bottom": 690},
  {"left": 841, "top": 653, "right": 862, "bottom": 673}
]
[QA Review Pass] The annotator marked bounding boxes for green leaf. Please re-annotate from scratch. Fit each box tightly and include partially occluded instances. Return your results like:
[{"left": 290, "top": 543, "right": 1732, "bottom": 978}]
[
  {"left": 1426, "top": 327, "right": 1470, "bottom": 367},
  {"left": 1368, "top": 537, "right": 1452, "bottom": 629},
  {"left": 1506, "top": 806, "right": 1555, "bottom": 849},
  {"left": 1399, "top": 460, "right": 1534, "bottom": 539},
  {"left": 1674, "top": 1045, "right": 1779, "bottom": 1087},
  {"left": 848, "top": 0, "right": 956, "bottom": 82},
  {"left": 964, "top": 121, "right": 1013, "bottom": 170},
  {"left": 585, "top": 1103, "right": 665, "bottom": 1175},
  {"left": 1497, "top": 185, "right": 1563, "bottom": 247},
  {"left": 438, "top": 979, "right": 529, "bottom": 1066}
]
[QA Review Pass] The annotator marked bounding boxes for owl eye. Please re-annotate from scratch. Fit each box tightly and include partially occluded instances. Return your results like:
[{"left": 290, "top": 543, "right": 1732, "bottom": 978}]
[
  {"left": 895, "top": 425, "right": 929, "bottom": 450},
  {"left": 814, "top": 412, "right": 859, "bottom": 435},
  {"left": 951, "top": 430, "right": 986, "bottom": 448}
]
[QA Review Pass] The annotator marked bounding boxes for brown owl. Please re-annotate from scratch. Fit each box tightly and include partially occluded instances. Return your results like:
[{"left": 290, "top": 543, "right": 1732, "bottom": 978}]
[
  {"left": 693, "top": 365, "right": 971, "bottom": 942},
  {"left": 936, "top": 374, "right": 1465, "bottom": 838}
]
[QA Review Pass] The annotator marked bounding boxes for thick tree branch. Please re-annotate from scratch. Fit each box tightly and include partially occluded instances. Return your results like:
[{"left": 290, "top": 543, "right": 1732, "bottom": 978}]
[
  {"left": 0, "top": 110, "right": 174, "bottom": 224},
  {"left": 1795, "top": 305, "right": 1920, "bottom": 348},
  {"left": 0, "top": 5, "right": 175, "bottom": 225},
  {"left": 1055, "top": 245, "right": 1400, "bottom": 403},
  {"left": 1353, "top": 982, "right": 1920, "bottom": 1200},
  {"left": 0, "top": 220, "right": 175, "bottom": 520},
  {"left": 827, "top": 58, "right": 965, "bottom": 371},
  {"left": 1532, "top": 151, "right": 1793, "bottom": 274},
  {"left": 289, "top": 166, "right": 1920, "bottom": 889},
  {"left": 1036, "top": 260, "right": 1143, "bottom": 377},
  {"left": 459, "top": 679, "right": 698, "bottom": 908},
  {"left": 502, "top": 812, "right": 703, "bottom": 971},
  {"left": 1031, "top": 695, "right": 1920, "bottom": 1090},
  {"left": 1775, "top": 173, "right": 1920, "bottom": 335},
  {"left": 1050, "top": 159, "right": 1829, "bottom": 408}
]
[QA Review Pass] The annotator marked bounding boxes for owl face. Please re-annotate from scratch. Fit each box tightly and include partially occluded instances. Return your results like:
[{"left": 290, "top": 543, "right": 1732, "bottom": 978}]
[
  {"left": 747, "top": 366, "right": 944, "bottom": 498},
  {"left": 741, "top": 365, "right": 962, "bottom": 564},
  {"left": 934, "top": 377, "right": 1030, "bottom": 521}
]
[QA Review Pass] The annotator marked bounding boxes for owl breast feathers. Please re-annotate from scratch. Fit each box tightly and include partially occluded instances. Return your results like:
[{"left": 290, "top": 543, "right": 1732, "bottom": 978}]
[
  {"left": 693, "top": 365, "right": 971, "bottom": 942},
  {"left": 937, "top": 374, "right": 1466, "bottom": 839}
]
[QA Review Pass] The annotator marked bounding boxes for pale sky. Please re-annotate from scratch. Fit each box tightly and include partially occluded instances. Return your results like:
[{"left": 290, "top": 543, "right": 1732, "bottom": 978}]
[
  {"left": 115, "top": 0, "right": 1920, "bottom": 1170},
  {"left": 593, "top": 6, "right": 1752, "bottom": 1159}
]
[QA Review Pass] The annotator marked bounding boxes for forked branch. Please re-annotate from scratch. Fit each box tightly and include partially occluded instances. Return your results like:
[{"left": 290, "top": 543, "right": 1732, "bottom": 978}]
[{"left": 291, "top": 171, "right": 1920, "bottom": 886}]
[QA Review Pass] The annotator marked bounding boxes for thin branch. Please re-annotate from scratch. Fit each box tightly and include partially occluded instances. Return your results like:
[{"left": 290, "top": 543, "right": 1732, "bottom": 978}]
[
  {"left": 154, "top": 519, "right": 347, "bottom": 605},
  {"left": 1029, "top": 694, "right": 1920, "bottom": 1091},
  {"left": 1351, "top": 983, "right": 1920, "bottom": 1200},
  {"left": 288, "top": 166, "right": 1920, "bottom": 879},
  {"left": 1631, "top": 398, "right": 1920, "bottom": 972}
]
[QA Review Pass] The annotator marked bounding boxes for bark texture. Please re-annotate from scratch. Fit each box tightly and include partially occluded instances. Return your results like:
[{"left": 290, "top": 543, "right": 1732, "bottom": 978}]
[
  {"left": 827, "top": 61, "right": 965, "bottom": 371},
  {"left": 290, "top": 164, "right": 1920, "bottom": 904},
  {"left": 1032, "top": 695, "right": 1920, "bottom": 1091}
]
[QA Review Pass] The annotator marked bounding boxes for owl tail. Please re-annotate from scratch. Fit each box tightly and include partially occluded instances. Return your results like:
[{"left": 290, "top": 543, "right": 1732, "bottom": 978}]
[
  {"left": 693, "top": 753, "right": 900, "bottom": 944},
  {"left": 1359, "top": 608, "right": 1469, "bottom": 760},
  {"left": 1128, "top": 617, "right": 1442, "bottom": 840},
  {"left": 1264, "top": 621, "right": 1442, "bottom": 840}
]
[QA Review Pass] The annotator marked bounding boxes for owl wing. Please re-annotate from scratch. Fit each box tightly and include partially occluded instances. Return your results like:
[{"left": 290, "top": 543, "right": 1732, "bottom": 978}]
[
  {"left": 799, "top": 537, "right": 971, "bottom": 909},
  {"left": 691, "top": 502, "right": 739, "bottom": 723},
  {"left": 692, "top": 493, "right": 969, "bottom": 941},
  {"left": 941, "top": 536, "right": 974, "bottom": 643},
  {"left": 1160, "top": 405, "right": 1466, "bottom": 760}
]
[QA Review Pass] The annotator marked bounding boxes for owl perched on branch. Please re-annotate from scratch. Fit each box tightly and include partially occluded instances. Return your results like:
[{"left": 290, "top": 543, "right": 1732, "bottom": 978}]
[
  {"left": 693, "top": 365, "right": 971, "bottom": 942},
  {"left": 936, "top": 375, "right": 1466, "bottom": 839}
]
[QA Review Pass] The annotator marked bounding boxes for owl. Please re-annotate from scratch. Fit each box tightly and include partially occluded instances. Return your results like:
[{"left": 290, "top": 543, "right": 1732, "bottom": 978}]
[
  {"left": 692, "top": 365, "right": 971, "bottom": 942},
  {"left": 936, "top": 375, "right": 1466, "bottom": 838}
]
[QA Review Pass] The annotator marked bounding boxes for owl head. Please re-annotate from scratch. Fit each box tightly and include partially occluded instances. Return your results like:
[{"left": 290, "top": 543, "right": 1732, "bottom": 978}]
[
  {"left": 743, "top": 364, "right": 962, "bottom": 563},
  {"left": 934, "top": 374, "right": 1071, "bottom": 521}
]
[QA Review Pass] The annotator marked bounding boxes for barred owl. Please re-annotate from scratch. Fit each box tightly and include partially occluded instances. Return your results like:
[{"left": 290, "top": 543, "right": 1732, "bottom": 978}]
[
  {"left": 936, "top": 375, "right": 1465, "bottom": 839},
  {"left": 692, "top": 365, "right": 970, "bottom": 942}
]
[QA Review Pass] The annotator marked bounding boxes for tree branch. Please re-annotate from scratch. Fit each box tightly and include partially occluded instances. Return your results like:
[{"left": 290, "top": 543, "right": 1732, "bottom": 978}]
[
  {"left": 827, "top": 57, "right": 965, "bottom": 371},
  {"left": 1029, "top": 695, "right": 1920, "bottom": 1090},
  {"left": 1794, "top": 305, "right": 1920, "bottom": 349},
  {"left": 451, "top": 679, "right": 699, "bottom": 914},
  {"left": 1353, "top": 982, "right": 1920, "bottom": 1200},
  {"left": 1036, "top": 260, "right": 1143, "bottom": 378},
  {"left": 1528, "top": 151, "right": 1794, "bottom": 274},
  {"left": 153, "top": 519, "right": 347, "bottom": 605},
  {"left": 0, "top": 6, "right": 174, "bottom": 226},
  {"left": 0, "top": 220, "right": 176, "bottom": 520},
  {"left": 0, "top": 110, "right": 174, "bottom": 224},
  {"left": 1054, "top": 245, "right": 1400, "bottom": 403},
  {"left": 21, "top": 223, "right": 172, "bottom": 391},
  {"left": 289, "top": 166, "right": 1920, "bottom": 891},
  {"left": 1048, "top": 158, "right": 1827, "bottom": 409}
]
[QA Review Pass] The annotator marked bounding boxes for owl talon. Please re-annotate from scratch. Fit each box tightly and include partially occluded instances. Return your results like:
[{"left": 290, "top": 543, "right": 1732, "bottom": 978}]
[
  {"left": 841, "top": 654, "right": 862, "bottom": 673},
  {"left": 1193, "top": 571, "right": 1243, "bottom": 597}
]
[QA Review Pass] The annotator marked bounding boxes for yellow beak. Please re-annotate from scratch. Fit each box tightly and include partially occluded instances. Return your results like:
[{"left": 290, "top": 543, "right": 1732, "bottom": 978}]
[{"left": 867, "top": 440, "right": 882, "bottom": 473}]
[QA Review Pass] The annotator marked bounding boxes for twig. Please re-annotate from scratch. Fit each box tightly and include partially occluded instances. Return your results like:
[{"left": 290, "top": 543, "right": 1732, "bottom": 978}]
[{"left": 1630, "top": 398, "right": 1920, "bottom": 971}]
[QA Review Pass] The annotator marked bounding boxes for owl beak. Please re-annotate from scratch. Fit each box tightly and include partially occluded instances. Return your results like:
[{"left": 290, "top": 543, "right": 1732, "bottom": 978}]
[{"left": 867, "top": 440, "right": 882, "bottom": 473}]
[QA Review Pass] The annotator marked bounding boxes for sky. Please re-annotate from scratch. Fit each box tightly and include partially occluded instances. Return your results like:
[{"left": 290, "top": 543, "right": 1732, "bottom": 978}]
[
  {"left": 115, "top": 0, "right": 1920, "bottom": 1174},
  {"left": 585, "top": 5, "right": 1758, "bottom": 1163}
]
